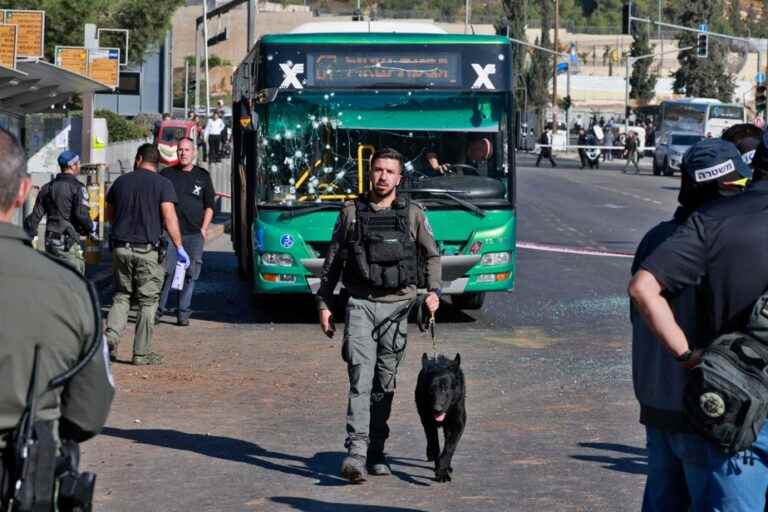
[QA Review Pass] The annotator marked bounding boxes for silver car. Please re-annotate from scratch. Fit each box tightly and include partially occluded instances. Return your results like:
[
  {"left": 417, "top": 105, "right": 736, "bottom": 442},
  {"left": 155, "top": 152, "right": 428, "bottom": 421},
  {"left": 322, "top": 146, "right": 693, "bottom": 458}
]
[{"left": 653, "top": 132, "right": 703, "bottom": 176}]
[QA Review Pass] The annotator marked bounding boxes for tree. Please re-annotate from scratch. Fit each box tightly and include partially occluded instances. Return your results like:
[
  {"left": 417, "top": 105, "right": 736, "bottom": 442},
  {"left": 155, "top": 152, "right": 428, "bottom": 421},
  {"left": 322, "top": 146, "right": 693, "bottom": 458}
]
[
  {"left": 629, "top": 8, "right": 657, "bottom": 105},
  {"left": 672, "top": 0, "right": 735, "bottom": 101},
  {"left": 729, "top": 0, "right": 742, "bottom": 34},
  {"left": 0, "top": 0, "right": 184, "bottom": 65},
  {"left": 498, "top": 0, "right": 528, "bottom": 110},
  {"left": 526, "top": 0, "right": 553, "bottom": 130}
]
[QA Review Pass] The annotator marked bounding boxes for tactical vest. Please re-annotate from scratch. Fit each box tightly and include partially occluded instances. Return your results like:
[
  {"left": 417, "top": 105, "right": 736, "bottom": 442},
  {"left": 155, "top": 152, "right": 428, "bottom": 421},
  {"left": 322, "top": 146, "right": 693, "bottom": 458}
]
[
  {"left": 42, "top": 178, "right": 78, "bottom": 238},
  {"left": 343, "top": 197, "right": 419, "bottom": 290}
]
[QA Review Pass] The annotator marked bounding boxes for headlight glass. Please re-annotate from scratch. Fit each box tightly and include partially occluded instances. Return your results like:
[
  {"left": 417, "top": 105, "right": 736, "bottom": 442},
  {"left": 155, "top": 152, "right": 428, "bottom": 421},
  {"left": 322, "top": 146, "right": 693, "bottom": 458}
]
[
  {"left": 480, "top": 252, "right": 511, "bottom": 266},
  {"left": 261, "top": 252, "right": 294, "bottom": 267}
]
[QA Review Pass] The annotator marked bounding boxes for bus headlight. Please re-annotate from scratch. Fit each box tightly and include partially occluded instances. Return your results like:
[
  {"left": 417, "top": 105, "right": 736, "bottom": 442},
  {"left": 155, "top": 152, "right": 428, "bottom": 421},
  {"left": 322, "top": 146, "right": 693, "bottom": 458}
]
[
  {"left": 480, "top": 252, "right": 511, "bottom": 266},
  {"left": 261, "top": 252, "right": 294, "bottom": 267}
]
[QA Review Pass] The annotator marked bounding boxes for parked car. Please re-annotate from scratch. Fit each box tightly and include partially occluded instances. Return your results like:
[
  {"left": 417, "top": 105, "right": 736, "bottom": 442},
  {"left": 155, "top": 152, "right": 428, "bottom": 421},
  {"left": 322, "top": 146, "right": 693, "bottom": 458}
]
[
  {"left": 156, "top": 119, "right": 199, "bottom": 167},
  {"left": 653, "top": 132, "right": 703, "bottom": 176}
]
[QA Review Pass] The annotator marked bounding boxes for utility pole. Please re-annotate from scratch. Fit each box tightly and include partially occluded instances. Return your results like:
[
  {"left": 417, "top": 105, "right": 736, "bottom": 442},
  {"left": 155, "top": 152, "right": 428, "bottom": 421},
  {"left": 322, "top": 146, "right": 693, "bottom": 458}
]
[
  {"left": 552, "top": 0, "right": 559, "bottom": 113},
  {"left": 202, "top": 0, "right": 211, "bottom": 116},
  {"left": 464, "top": 0, "right": 471, "bottom": 34},
  {"left": 184, "top": 59, "right": 189, "bottom": 114},
  {"left": 82, "top": 24, "right": 99, "bottom": 165}
]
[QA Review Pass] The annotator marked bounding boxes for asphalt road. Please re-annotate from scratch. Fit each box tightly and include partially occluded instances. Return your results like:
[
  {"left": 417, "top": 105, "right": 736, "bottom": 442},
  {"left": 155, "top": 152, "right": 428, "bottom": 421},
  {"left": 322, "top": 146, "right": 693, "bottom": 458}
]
[{"left": 85, "top": 154, "right": 681, "bottom": 512}]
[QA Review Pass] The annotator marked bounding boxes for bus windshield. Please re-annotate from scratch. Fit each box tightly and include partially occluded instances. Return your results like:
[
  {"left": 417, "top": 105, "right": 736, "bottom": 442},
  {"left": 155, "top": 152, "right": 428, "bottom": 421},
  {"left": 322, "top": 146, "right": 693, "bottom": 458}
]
[
  {"left": 256, "top": 90, "right": 507, "bottom": 205},
  {"left": 709, "top": 105, "right": 743, "bottom": 120}
]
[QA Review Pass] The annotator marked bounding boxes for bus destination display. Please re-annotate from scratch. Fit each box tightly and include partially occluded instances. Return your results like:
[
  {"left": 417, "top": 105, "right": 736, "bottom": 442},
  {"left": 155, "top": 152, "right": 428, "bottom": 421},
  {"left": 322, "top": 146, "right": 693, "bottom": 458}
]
[{"left": 307, "top": 52, "right": 459, "bottom": 87}]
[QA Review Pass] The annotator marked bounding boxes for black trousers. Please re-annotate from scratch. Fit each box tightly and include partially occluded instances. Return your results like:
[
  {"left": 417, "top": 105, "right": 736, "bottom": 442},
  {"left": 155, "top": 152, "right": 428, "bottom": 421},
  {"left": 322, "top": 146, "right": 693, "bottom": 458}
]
[
  {"left": 208, "top": 134, "right": 222, "bottom": 162},
  {"left": 536, "top": 152, "right": 557, "bottom": 167}
]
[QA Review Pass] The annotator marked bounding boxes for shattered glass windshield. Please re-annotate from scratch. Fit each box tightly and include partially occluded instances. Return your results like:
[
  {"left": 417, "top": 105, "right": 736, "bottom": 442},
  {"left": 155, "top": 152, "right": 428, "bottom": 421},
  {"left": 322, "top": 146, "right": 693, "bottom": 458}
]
[{"left": 256, "top": 90, "right": 507, "bottom": 205}]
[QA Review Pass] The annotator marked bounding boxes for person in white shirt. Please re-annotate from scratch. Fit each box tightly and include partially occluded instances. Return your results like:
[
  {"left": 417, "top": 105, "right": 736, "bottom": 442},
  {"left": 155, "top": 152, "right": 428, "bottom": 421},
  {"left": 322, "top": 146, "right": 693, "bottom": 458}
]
[{"left": 204, "top": 111, "right": 226, "bottom": 163}]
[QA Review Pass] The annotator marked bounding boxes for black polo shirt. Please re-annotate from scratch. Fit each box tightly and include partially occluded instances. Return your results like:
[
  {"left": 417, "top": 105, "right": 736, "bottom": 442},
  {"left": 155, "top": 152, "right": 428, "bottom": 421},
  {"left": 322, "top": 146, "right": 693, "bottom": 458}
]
[
  {"left": 106, "top": 168, "right": 177, "bottom": 244},
  {"left": 159, "top": 165, "right": 215, "bottom": 235},
  {"left": 642, "top": 180, "right": 768, "bottom": 345}
]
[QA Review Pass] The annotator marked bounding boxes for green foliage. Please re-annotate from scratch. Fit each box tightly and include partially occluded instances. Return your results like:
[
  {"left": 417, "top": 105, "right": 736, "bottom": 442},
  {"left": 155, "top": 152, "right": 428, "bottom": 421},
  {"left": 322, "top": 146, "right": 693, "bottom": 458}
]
[
  {"left": 0, "top": 0, "right": 184, "bottom": 66},
  {"left": 526, "top": 0, "right": 553, "bottom": 113},
  {"left": 184, "top": 55, "right": 232, "bottom": 68},
  {"left": 672, "top": 0, "right": 735, "bottom": 101},
  {"left": 498, "top": 0, "right": 528, "bottom": 110},
  {"left": 629, "top": 8, "right": 657, "bottom": 105},
  {"left": 95, "top": 109, "right": 147, "bottom": 142},
  {"left": 729, "top": 0, "right": 742, "bottom": 34}
]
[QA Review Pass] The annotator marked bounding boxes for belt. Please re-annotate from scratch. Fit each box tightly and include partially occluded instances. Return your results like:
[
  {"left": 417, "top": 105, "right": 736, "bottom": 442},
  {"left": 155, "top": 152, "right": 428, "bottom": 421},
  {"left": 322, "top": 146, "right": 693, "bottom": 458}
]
[{"left": 113, "top": 241, "right": 155, "bottom": 250}]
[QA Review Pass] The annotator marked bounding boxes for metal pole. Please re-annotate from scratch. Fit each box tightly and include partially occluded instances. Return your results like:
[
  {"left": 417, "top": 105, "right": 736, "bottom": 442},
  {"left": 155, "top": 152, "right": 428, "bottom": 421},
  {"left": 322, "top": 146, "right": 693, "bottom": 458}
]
[
  {"left": 566, "top": 61, "right": 571, "bottom": 134},
  {"left": 658, "top": 0, "right": 663, "bottom": 69},
  {"left": 82, "top": 23, "right": 98, "bottom": 165},
  {"left": 624, "top": 56, "right": 631, "bottom": 135},
  {"left": 552, "top": 0, "right": 559, "bottom": 111},
  {"left": 464, "top": 0, "right": 470, "bottom": 34},
  {"left": 247, "top": 0, "right": 256, "bottom": 51},
  {"left": 202, "top": 0, "right": 211, "bottom": 116},
  {"left": 194, "top": 24, "right": 200, "bottom": 112},
  {"left": 184, "top": 59, "right": 189, "bottom": 114}
]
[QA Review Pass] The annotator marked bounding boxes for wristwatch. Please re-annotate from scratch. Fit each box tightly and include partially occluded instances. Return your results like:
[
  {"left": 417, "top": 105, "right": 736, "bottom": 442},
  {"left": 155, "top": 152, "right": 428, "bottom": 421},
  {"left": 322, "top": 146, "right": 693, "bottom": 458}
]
[{"left": 675, "top": 349, "right": 694, "bottom": 363}]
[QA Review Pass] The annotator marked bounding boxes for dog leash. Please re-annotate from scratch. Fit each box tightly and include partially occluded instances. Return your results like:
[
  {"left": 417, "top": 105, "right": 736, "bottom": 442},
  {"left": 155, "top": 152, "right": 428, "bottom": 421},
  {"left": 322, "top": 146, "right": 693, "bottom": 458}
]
[{"left": 430, "top": 312, "right": 438, "bottom": 355}]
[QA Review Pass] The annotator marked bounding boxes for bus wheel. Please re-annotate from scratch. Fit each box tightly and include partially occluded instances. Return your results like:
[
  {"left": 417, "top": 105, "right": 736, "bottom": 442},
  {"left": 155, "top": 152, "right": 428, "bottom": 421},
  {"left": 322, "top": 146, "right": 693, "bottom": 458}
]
[
  {"left": 662, "top": 159, "right": 674, "bottom": 177},
  {"left": 452, "top": 292, "right": 486, "bottom": 310}
]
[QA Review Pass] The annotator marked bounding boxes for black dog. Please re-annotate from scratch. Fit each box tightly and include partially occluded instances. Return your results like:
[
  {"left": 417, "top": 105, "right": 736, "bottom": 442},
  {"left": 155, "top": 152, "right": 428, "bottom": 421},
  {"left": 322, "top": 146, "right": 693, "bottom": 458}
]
[{"left": 415, "top": 353, "right": 466, "bottom": 482}]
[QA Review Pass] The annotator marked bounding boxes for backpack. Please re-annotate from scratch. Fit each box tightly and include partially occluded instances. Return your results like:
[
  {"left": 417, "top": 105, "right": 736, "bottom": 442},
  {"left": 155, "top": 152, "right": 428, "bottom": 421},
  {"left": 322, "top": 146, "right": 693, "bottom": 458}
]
[{"left": 683, "top": 293, "right": 768, "bottom": 454}]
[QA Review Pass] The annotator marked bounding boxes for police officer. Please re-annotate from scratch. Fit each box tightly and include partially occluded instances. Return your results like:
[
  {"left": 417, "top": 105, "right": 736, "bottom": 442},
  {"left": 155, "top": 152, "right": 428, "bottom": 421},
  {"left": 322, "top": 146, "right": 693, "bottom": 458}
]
[
  {"left": 316, "top": 148, "right": 441, "bottom": 483},
  {"left": 104, "top": 143, "right": 188, "bottom": 366},
  {"left": 157, "top": 137, "right": 216, "bottom": 326},
  {"left": 629, "top": 133, "right": 768, "bottom": 510},
  {"left": 629, "top": 133, "right": 759, "bottom": 511},
  {"left": 0, "top": 128, "right": 114, "bottom": 507},
  {"left": 23, "top": 150, "right": 94, "bottom": 274}
]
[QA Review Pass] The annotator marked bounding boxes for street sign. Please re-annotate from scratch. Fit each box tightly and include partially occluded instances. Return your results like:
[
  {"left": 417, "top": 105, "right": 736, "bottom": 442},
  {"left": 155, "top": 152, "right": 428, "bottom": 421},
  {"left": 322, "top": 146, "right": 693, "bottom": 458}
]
[
  {"left": 757, "top": 72, "right": 766, "bottom": 85},
  {"left": 699, "top": 23, "right": 708, "bottom": 32},
  {"left": 4, "top": 10, "right": 44, "bottom": 59},
  {"left": 55, "top": 46, "right": 88, "bottom": 76},
  {"left": 0, "top": 23, "right": 17, "bottom": 69},
  {"left": 87, "top": 48, "right": 120, "bottom": 88}
]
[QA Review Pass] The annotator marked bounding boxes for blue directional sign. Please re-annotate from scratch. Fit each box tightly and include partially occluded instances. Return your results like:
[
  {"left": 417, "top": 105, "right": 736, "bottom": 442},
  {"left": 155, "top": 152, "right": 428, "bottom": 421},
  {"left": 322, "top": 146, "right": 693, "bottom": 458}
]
[
  {"left": 758, "top": 72, "right": 766, "bottom": 85},
  {"left": 699, "top": 23, "right": 708, "bottom": 33}
]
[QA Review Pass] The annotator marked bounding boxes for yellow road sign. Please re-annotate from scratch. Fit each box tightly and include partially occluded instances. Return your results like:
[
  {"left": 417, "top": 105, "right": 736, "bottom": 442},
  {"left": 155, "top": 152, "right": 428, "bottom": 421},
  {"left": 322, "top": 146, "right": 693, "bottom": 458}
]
[
  {"left": 4, "top": 10, "right": 44, "bottom": 59},
  {"left": 0, "top": 24, "right": 17, "bottom": 69},
  {"left": 87, "top": 48, "right": 120, "bottom": 88},
  {"left": 55, "top": 46, "right": 88, "bottom": 76}
]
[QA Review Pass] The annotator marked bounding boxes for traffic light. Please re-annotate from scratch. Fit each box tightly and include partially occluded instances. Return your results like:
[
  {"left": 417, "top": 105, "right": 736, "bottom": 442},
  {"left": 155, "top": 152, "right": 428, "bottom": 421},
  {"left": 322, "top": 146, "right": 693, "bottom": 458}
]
[
  {"left": 622, "top": 3, "right": 633, "bottom": 35},
  {"left": 697, "top": 32, "right": 708, "bottom": 58},
  {"left": 757, "top": 84, "right": 767, "bottom": 113}
]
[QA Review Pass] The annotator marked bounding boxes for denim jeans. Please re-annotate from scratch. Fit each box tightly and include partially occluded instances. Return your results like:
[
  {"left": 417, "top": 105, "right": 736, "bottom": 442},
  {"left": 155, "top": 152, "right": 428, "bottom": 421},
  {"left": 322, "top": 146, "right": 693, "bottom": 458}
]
[
  {"left": 158, "top": 233, "right": 204, "bottom": 321},
  {"left": 642, "top": 424, "right": 768, "bottom": 512}
]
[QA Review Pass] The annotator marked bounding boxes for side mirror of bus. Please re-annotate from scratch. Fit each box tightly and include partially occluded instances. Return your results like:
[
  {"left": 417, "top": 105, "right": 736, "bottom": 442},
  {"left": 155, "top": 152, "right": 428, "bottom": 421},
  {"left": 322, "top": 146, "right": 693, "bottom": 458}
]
[{"left": 255, "top": 88, "right": 279, "bottom": 104}]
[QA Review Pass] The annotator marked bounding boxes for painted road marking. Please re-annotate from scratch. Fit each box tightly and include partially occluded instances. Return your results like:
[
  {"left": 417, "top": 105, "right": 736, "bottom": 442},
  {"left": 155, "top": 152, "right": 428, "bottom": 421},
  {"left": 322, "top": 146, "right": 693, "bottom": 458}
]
[{"left": 517, "top": 241, "right": 634, "bottom": 258}]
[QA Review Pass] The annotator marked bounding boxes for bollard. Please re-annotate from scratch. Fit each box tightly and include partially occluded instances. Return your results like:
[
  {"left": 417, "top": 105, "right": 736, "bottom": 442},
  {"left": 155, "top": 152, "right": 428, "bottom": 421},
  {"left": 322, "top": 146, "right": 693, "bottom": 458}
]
[{"left": 81, "top": 163, "right": 107, "bottom": 265}]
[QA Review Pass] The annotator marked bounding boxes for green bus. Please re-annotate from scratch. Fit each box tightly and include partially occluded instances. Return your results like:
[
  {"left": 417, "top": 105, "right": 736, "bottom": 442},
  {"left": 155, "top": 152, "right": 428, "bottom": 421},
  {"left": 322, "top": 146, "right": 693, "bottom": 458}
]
[{"left": 231, "top": 25, "right": 516, "bottom": 309}]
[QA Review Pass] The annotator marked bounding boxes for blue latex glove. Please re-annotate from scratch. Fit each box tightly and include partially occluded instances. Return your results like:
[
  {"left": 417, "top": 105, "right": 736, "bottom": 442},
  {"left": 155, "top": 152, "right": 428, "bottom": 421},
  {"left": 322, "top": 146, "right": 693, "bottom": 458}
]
[{"left": 176, "top": 245, "right": 190, "bottom": 269}]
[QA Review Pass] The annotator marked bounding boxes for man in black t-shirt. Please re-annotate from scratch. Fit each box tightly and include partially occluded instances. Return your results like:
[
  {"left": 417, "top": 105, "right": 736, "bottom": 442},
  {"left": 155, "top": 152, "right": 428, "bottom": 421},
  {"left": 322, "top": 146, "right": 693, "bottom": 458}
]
[
  {"left": 629, "top": 135, "right": 768, "bottom": 510},
  {"left": 105, "top": 143, "right": 188, "bottom": 366},
  {"left": 157, "top": 137, "right": 216, "bottom": 326}
]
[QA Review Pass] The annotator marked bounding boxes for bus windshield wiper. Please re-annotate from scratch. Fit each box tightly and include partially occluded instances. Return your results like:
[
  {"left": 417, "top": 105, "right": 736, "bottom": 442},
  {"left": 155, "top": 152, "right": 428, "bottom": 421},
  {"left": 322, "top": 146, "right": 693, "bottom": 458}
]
[
  {"left": 401, "top": 188, "right": 486, "bottom": 217},
  {"left": 278, "top": 203, "right": 344, "bottom": 220}
]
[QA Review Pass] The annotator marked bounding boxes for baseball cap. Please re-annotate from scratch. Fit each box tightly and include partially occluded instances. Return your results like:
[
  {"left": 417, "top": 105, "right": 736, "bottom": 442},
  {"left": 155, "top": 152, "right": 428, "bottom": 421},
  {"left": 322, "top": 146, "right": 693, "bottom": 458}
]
[
  {"left": 722, "top": 123, "right": 763, "bottom": 173},
  {"left": 57, "top": 150, "right": 80, "bottom": 168},
  {"left": 678, "top": 138, "right": 752, "bottom": 208}
]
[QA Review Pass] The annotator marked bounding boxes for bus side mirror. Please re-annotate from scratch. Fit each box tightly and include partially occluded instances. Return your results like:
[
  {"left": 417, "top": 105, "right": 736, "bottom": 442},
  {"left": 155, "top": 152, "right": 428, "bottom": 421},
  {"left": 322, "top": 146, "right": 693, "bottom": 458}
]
[{"left": 255, "top": 88, "right": 279, "bottom": 104}]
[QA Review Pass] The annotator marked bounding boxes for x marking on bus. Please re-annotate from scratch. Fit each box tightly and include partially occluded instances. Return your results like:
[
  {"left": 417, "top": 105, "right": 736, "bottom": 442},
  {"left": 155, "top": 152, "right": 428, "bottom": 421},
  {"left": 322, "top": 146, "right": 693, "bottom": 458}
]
[
  {"left": 279, "top": 62, "right": 304, "bottom": 89},
  {"left": 471, "top": 63, "right": 496, "bottom": 90}
]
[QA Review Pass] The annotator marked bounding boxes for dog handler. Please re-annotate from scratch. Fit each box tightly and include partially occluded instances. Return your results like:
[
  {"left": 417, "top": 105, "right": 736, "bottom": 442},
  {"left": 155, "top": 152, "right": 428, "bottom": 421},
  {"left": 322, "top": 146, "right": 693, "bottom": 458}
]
[{"left": 316, "top": 148, "right": 441, "bottom": 483}]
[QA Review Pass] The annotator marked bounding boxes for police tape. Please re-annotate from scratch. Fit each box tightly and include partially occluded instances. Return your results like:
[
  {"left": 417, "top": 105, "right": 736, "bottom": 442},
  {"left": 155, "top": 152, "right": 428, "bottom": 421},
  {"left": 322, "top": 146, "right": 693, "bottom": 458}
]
[
  {"left": 533, "top": 144, "right": 656, "bottom": 151},
  {"left": 516, "top": 241, "right": 634, "bottom": 258}
]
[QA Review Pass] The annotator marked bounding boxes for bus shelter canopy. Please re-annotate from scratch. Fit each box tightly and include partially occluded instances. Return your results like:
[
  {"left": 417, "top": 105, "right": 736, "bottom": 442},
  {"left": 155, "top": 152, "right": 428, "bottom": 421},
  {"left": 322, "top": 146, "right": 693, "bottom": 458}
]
[{"left": 0, "top": 60, "right": 113, "bottom": 115}]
